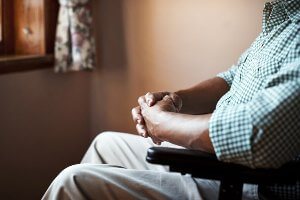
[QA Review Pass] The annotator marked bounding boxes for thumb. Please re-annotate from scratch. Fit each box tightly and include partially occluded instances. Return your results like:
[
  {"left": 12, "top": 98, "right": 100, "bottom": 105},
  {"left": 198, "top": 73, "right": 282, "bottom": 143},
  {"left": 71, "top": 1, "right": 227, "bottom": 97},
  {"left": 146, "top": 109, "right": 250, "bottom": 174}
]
[
  {"left": 169, "top": 93, "right": 182, "bottom": 112},
  {"left": 162, "top": 95, "right": 178, "bottom": 111},
  {"left": 162, "top": 95, "right": 174, "bottom": 103}
]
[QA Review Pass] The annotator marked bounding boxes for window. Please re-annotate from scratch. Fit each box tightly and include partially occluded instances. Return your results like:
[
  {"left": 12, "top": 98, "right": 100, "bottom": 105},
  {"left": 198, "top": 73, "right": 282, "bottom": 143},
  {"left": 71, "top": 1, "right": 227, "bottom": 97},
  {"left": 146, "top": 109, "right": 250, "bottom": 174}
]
[
  {"left": 0, "top": 0, "right": 58, "bottom": 74},
  {"left": 0, "top": 0, "right": 15, "bottom": 55},
  {"left": 0, "top": 0, "right": 2, "bottom": 42}
]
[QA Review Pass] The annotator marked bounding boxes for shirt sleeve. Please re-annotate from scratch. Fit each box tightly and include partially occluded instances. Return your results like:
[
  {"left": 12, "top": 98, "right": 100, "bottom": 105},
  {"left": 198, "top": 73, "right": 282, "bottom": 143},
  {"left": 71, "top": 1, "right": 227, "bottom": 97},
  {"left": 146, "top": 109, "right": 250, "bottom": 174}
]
[
  {"left": 216, "top": 65, "right": 238, "bottom": 86},
  {"left": 217, "top": 48, "right": 250, "bottom": 86},
  {"left": 209, "top": 58, "right": 300, "bottom": 169}
]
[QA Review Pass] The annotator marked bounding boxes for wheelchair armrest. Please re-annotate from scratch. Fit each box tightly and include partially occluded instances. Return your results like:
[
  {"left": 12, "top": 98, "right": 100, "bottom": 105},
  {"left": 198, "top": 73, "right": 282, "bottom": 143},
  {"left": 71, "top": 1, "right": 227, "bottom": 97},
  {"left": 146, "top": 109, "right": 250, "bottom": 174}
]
[{"left": 146, "top": 147, "right": 300, "bottom": 185}]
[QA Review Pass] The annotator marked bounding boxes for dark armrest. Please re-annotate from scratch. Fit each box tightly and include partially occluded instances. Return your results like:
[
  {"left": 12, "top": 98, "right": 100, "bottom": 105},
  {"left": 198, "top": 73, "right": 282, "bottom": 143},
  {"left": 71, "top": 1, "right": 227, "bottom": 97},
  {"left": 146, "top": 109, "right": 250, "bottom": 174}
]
[{"left": 146, "top": 147, "right": 300, "bottom": 185}]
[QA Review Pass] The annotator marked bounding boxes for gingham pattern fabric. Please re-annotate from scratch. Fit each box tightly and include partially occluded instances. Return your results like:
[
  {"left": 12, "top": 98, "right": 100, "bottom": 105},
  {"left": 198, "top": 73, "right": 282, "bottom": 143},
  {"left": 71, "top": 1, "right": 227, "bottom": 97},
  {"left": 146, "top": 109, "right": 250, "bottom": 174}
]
[{"left": 209, "top": 0, "right": 300, "bottom": 199}]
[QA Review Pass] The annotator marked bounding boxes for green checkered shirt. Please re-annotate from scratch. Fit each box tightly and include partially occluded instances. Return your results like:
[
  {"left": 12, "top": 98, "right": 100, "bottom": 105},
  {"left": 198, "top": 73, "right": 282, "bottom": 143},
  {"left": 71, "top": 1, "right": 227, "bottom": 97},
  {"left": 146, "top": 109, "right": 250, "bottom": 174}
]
[{"left": 209, "top": 0, "right": 300, "bottom": 199}]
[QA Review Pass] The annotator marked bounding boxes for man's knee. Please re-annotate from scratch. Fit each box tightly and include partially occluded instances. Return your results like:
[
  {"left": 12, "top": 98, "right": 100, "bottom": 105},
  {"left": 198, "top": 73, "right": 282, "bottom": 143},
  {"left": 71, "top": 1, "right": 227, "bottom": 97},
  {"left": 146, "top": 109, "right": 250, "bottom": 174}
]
[
  {"left": 53, "top": 164, "right": 85, "bottom": 186},
  {"left": 43, "top": 164, "right": 89, "bottom": 200},
  {"left": 81, "top": 132, "right": 126, "bottom": 164},
  {"left": 92, "top": 131, "right": 122, "bottom": 154},
  {"left": 93, "top": 131, "right": 116, "bottom": 144}
]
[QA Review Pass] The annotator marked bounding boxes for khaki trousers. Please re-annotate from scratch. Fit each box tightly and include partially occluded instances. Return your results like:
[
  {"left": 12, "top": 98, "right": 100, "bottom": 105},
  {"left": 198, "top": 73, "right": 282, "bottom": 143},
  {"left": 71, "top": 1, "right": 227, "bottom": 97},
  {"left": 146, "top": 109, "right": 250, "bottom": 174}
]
[{"left": 42, "top": 132, "right": 258, "bottom": 200}]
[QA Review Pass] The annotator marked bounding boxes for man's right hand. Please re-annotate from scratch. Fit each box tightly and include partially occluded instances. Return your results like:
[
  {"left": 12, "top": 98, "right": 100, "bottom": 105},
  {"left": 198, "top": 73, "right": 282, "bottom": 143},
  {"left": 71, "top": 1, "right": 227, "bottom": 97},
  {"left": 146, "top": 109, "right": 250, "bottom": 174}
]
[
  {"left": 131, "top": 91, "right": 182, "bottom": 144},
  {"left": 143, "top": 92, "right": 182, "bottom": 112}
]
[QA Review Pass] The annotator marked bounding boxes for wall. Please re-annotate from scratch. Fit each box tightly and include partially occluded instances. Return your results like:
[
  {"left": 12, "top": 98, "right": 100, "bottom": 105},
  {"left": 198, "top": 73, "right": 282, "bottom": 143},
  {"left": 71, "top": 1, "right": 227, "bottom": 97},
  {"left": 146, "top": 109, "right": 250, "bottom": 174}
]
[
  {"left": 90, "top": 0, "right": 266, "bottom": 136},
  {"left": 0, "top": 71, "right": 91, "bottom": 199},
  {"left": 0, "top": 0, "right": 265, "bottom": 199}
]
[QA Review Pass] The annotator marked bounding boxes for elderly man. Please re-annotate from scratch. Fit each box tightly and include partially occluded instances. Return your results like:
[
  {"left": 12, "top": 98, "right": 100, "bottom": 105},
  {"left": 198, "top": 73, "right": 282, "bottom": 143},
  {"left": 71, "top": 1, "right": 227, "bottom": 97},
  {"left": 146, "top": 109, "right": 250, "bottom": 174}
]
[{"left": 43, "top": 0, "right": 300, "bottom": 199}]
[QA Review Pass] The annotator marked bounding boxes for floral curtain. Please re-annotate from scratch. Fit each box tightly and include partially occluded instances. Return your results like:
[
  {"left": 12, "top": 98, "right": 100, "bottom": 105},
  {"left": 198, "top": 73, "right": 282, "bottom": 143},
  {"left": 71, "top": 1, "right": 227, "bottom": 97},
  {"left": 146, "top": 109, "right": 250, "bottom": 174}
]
[{"left": 55, "top": 0, "right": 95, "bottom": 72}]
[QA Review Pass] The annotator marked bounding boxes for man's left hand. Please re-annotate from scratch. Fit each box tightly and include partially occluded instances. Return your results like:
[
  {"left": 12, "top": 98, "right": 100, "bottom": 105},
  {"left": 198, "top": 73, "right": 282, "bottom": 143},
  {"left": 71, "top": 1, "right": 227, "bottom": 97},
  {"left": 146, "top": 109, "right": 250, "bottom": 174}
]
[{"left": 139, "top": 95, "right": 178, "bottom": 143}]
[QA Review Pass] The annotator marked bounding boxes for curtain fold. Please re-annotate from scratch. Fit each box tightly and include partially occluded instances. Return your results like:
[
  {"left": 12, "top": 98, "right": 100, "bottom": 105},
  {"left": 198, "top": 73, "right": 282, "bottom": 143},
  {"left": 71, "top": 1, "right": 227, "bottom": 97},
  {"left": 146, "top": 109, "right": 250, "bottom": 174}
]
[{"left": 55, "top": 0, "right": 95, "bottom": 72}]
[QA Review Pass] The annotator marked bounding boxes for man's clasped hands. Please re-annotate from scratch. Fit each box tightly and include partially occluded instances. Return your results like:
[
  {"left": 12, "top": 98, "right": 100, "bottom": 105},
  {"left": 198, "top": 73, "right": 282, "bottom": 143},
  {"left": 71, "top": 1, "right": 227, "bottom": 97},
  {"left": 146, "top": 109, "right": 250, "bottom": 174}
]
[{"left": 131, "top": 92, "right": 182, "bottom": 145}]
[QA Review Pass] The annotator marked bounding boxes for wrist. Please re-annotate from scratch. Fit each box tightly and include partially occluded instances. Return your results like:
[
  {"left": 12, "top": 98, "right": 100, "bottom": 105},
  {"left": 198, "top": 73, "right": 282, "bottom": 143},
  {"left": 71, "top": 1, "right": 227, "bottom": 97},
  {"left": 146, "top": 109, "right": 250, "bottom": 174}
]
[{"left": 152, "top": 110, "right": 175, "bottom": 140}]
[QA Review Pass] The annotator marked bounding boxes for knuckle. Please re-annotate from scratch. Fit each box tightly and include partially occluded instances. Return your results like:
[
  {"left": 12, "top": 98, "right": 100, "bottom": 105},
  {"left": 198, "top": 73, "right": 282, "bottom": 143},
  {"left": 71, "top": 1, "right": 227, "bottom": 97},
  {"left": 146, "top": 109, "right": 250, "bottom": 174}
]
[
  {"left": 169, "top": 93, "right": 176, "bottom": 98},
  {"left": 145, "top": 93, "right": 154, "bottom": 101},
  {"left": 131, "top": 107, "right": 139, "bottom": 115},
  {"left": 136, "top": 124, "right": 142, "bottom": 132},
  {"left": 138, "top": 96, "right": 144, "bottom": 103},
  {"left": 131, "top": 107, "right": 137, "bottom": 114}
]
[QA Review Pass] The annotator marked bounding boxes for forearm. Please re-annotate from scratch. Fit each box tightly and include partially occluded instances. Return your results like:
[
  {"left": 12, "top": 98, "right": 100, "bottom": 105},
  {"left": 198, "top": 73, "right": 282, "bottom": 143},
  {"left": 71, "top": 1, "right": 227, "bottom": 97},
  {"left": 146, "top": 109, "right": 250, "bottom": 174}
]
[
  {"left": 154, "top": 111, "right": 215, "bottom": 153},
  {"left": 175, "top": 77, "right": 229, "bottom": 115},
  {"left": 210, "top": 80, "right": 300, "bottom": 168}
]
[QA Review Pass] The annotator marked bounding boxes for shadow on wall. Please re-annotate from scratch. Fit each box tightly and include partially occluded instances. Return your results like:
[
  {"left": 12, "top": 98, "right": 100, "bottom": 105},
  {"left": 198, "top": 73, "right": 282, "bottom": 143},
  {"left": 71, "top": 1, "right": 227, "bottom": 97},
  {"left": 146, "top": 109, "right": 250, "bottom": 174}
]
[
  {"left": 94, "top": 0, "right": 128, "bottom": 70},
  {"left": 0, "top": 70, "right": 91, "bottom": 200},
  {"left": 89, "top": 0, "right": 264, "bottom": 137},
  {"left": 90, "top": 0, "right": 136, "bottom": 137}
]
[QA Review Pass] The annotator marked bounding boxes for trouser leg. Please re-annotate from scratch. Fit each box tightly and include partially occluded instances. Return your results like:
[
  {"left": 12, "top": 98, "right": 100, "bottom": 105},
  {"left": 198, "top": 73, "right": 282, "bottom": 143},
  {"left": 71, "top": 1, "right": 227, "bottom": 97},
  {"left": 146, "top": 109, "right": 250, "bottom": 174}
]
[
  {"left": 81, "top": 131, "right": 181, "bottom": 171},
  {"left": 42, "top": 164, "right": 203, "bottom": 200},
  {"left": 43, "top": 132, "right": 258, "bottom": 200}
]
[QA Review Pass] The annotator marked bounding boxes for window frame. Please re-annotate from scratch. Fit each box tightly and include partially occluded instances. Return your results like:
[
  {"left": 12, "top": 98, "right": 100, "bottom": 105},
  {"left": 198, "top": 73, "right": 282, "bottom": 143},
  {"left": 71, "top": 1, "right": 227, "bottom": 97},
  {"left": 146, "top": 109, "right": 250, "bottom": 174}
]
[
  {"left": 0, "top": 0, "right": 2, "bottom": 42},
  {"left": 0, "top": 0, "right": 58, "bottom": 74},
  {"left": 0, "top": 0, "right": 14, "bottom": 55}
]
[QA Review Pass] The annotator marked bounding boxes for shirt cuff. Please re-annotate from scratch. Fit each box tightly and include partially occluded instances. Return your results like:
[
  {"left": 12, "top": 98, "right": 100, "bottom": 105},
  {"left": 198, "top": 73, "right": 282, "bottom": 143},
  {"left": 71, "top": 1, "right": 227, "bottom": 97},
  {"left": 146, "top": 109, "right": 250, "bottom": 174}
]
[{"left": 209, "top": 104, "right": 254, "bottom": 167}]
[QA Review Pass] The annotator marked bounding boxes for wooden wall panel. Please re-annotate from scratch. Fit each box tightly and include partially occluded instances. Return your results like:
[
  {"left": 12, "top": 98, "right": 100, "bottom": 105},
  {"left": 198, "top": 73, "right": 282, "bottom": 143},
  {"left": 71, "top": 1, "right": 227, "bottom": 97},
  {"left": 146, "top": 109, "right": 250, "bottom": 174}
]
[
  {"left": 14, "top": 0, "right": 45, "bottom": 55},
  {"left": 1, "top": 0, "right": 58, "bottom": 56}
]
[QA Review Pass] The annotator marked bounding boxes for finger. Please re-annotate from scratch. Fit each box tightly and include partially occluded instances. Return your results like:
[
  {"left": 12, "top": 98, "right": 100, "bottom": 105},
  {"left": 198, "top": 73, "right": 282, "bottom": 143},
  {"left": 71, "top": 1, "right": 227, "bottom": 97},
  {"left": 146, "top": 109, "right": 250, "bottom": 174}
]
[
  {"left": 139, "top": 125, "right": 162, "bottom": 144},
  {"left": 139, "top": 96, "right": 150, "bottom": 110},
  {"left": 145, "top": 92, "right": 170, "bottom": 106},
  {"left": 136, "top": 124, "right": 147, "bottom": 137},
  {"left": 142, "top": 129, "right": 162, "bottom": 145},
  {"left": 162, "top": 95, "right": 172, "bottom": 101},
  {"left": 148, "top": 133, "right": 163, "bottom": 144},
  {"left": 151, "top": 138, "right": 162, "bottom": 145},
  {"left": 162, "top": 95, "right": 175, "bottom": 104},
  {"left": 136, "top": 124, "right": 148, "bottom": 137},
  {"left": 151, "top": 138, "right": 161, "bottom": 145},
  {"left": 131, "top": 107, "right": 144, "bottom": 124},
  {"left": 145, "top": 92, "right": 163, "bottom": 106},
  {"left": 138, "top": 96, "right": 147, "bottom": 108},
  {"left": 145, "top": 92, "right": 156, "bottom": 106}
]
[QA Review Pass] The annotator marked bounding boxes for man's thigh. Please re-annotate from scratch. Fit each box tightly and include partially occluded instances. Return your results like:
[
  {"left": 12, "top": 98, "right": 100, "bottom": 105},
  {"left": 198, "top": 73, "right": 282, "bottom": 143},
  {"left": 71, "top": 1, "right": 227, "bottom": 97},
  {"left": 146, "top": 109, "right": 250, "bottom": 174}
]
[
  {"left": 81, "top": 131, "right": 181, "bottom": 171},
  {"left": 43, "top": 164, "right": 258, "bottom": 200},
  {"left": 43, "top": 164, "right": 206, "bottom": 200}
]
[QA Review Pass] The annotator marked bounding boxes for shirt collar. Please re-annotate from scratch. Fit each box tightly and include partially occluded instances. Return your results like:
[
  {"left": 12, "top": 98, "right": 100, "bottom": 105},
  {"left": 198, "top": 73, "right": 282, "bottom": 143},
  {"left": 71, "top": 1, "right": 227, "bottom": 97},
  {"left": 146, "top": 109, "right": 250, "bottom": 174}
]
[
  {"left": 262, "top": 0, "right": 299, "bottom": 34},
  {"left": 282, "top": 0, "right": 300, "bottom": 23},
  {"left": 262, "top": 1, "right": 287, "bottom": 34}
]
